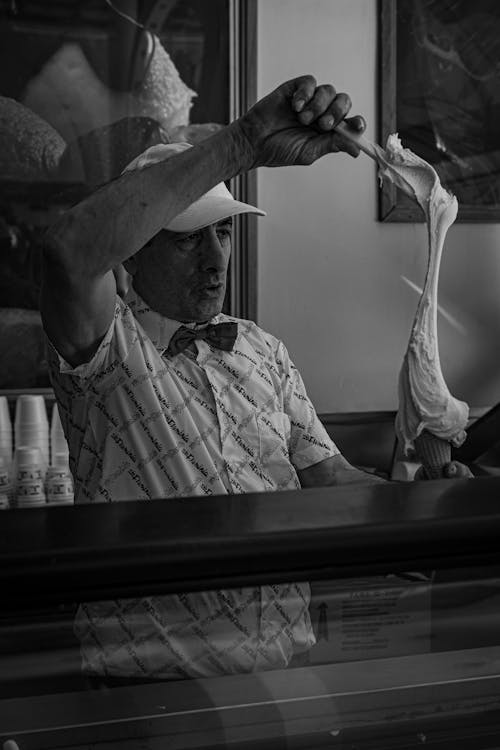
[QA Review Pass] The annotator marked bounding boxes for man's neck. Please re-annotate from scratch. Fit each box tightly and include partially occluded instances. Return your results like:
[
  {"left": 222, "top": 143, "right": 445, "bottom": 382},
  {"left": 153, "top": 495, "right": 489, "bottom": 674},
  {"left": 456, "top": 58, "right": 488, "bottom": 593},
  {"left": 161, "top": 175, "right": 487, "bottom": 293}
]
[{"left": 128, "top": 282, "right": 214, "bottom": 326}]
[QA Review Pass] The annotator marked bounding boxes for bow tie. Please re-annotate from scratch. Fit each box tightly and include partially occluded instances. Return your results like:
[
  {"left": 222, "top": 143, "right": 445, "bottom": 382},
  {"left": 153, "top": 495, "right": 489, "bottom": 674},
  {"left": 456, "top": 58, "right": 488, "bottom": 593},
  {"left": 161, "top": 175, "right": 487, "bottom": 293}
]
[{"left": 167, "top": 321, "right": 238, "bottom": 356}]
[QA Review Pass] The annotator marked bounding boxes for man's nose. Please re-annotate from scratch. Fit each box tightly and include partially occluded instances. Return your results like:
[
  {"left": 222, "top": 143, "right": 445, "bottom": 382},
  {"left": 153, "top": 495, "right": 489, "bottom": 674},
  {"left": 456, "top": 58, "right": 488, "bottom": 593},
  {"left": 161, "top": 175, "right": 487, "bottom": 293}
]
[{"left": 201, "top": 227, "right": 229, "bottom": 272}]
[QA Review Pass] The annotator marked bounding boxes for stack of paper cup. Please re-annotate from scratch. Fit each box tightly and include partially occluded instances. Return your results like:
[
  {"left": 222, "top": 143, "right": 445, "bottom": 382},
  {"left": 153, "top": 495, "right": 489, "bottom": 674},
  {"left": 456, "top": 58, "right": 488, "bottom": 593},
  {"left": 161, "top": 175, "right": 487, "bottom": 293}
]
[
  {"left": 14, "top": 395, "right": 49, "bottom": 472},
  {"left": 0, "top": 396, "right": 13, "bottom": 471},
  {"left": 12, "top": 446, "right": 46, "bottom": 508},
  {"left": 0, "top": 456, "right": 10, "bottom": 509},
  {"left": 50, "top": 403, "right": 69, "bottom": 466},
  {"left": 46, "top": 451, "right": 74, "bottom": 505}
]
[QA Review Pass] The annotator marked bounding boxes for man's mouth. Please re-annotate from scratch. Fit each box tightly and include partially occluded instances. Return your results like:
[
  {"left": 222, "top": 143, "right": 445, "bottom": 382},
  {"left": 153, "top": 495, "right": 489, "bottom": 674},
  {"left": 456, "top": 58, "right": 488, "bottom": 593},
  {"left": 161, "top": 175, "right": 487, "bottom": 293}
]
[
  {"left": 199, "top": 282, "right": 224, "bottom": 297},
  {"left": 201, "top": 281, "right": 224, "bottom": 294}
]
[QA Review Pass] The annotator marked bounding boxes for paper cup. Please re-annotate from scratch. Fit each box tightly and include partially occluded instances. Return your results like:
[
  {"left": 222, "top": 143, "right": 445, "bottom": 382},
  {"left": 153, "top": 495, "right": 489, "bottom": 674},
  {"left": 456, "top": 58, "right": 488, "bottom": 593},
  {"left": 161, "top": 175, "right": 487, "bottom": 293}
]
[
  {"left": 53, "top": 450, "right": 70, "bottom": 468},
  {"left": 0, "top": 396, "right": 12, "bottom": 429},
  {"left": 13, "top": 445, "right": 44, "bottom": 476},
  {"left": 15, "top": 434, "right": 49, "bottom": 468},
  {"left": 0, "top": 396, "right": 13, "bottom": 464},
  {"left": 15, "top": 445, "right": 43, "bottom": 466},
  {"left": 14, "top": 481, "right": 46, "bottom": 507},
  {"left": 15, "top": 395, "right": 48, "bottom": 429},
  {"left": 0, "top": 455, "right": 11, "bottom": 503},
  {"left": 46, "top": 465, "right": 74, "bottom": 505},
  {"left": 0, "top": 435, "right": 12, "bottom": 466},
  {"left": 50, "top": 404, "right": 69, "bottom": 462},
  {"left": 12, "top": 446, "right": 46, "bottom": 507}
]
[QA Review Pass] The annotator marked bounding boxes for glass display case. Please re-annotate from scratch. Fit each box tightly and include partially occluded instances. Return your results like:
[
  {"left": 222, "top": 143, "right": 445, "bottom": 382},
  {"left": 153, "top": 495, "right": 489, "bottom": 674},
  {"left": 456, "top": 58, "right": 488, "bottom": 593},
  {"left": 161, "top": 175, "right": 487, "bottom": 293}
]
[{"left": 2, "top": 476, "right": 500, "bottom": 748}]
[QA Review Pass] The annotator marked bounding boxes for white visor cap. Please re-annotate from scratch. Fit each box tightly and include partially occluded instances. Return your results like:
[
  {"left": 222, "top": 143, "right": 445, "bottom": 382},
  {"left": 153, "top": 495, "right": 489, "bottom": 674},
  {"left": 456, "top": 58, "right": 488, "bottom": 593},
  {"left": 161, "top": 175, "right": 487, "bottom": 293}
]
[{"left": 123, "top": 141, "right": 266, "bottom": 233}]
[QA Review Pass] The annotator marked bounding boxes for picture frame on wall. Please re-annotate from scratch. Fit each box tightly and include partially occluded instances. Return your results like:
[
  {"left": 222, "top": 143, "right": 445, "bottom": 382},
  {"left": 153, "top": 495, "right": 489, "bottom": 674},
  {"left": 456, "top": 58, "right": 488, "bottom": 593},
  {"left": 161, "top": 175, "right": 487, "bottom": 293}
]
[
  {"left": 0, "top": 0, "right": 257, "bottom": 391},
  {"left": 379, "top": 0, "right": 500, "bottom": 222}
]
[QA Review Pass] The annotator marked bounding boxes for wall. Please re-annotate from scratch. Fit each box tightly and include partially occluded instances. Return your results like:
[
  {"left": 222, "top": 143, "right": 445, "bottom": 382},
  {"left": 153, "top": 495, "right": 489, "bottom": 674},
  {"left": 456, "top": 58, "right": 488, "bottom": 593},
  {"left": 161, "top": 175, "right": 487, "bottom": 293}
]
[{"left": 256, "top": 0, "right": 500, "bottom": 414}]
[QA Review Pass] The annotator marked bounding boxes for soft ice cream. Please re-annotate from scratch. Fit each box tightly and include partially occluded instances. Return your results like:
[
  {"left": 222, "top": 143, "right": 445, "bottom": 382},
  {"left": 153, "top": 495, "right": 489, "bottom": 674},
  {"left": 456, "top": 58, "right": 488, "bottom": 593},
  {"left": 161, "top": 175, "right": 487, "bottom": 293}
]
[{"left": 376, "top": 135, "right": 469, "bottom": 457}]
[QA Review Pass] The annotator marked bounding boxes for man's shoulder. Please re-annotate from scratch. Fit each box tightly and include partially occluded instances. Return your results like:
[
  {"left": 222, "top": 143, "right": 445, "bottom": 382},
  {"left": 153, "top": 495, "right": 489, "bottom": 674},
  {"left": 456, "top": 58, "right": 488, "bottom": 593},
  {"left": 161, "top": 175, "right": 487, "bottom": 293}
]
[{"left": 46, "top": 295, "right": 146, "bottom": 385}]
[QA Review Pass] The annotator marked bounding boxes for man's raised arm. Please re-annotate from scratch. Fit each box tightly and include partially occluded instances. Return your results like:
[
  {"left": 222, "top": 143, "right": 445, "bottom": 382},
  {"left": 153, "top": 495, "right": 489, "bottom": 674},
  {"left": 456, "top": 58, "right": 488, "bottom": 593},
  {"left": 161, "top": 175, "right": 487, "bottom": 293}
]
[{"left": 40, "top": 75, "right": 365, "bottom": 366}]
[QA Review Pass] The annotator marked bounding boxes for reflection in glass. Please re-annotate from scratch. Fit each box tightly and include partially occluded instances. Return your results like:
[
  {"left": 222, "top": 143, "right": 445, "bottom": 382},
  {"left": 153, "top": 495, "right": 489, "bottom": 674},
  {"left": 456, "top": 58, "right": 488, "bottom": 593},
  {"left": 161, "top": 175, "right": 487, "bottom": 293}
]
[
  {"left": 2, "top": 569, "right": 500, "bottom": 747},
  {"left": 0, "top": 0, "right": 229, "bottom": 389},
  {"left": 396, "top": 0, "right": 500, "bottom": 207}
]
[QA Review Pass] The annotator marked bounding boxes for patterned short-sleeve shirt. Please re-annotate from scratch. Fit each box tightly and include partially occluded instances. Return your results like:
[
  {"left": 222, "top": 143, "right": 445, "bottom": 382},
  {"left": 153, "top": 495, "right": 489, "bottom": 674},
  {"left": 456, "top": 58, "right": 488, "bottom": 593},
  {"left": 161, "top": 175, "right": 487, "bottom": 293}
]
[{"left": 47, "top": 288, "right": 339, "bottom": 680}]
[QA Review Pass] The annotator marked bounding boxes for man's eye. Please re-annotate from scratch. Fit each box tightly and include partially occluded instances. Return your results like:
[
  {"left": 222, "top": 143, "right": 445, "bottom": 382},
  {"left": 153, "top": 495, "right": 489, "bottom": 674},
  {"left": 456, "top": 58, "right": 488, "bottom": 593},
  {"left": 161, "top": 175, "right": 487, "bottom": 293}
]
[
  {"left": 217, "top": 226, "right": 232, "bottom": 238},
  {"left": 177, "top": 233, "right": 200, "bottom": 248}
]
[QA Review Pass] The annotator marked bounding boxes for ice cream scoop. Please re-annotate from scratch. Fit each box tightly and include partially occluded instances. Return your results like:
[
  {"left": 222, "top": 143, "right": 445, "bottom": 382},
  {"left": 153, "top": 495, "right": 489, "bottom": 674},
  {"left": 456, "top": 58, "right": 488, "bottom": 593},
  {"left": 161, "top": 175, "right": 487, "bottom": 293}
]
[{"left": 337, "top": 124, "right": 469, "bottom": 476}]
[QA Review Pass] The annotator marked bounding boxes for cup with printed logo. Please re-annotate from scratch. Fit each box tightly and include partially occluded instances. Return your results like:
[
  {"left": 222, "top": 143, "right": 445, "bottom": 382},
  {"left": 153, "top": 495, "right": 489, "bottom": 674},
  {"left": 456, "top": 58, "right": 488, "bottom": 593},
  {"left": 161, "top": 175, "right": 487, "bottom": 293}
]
[
  {"left": 12, "top": 446, "right": 46, "bottom": 508},
  {"left": 50, "top": 403, "right": 69, "bottom": 465},
  {"left": 0, "top": 396, "right": 13, "bottom": 469},
  {"left": 46, "top": 451, "right": 74, "bottom": 505},
  {"left": 0, "top": 455, "right": 11, "bottom": 509},
  {"left": 14, "top": 395, "right": 49, "bottom": 470}
]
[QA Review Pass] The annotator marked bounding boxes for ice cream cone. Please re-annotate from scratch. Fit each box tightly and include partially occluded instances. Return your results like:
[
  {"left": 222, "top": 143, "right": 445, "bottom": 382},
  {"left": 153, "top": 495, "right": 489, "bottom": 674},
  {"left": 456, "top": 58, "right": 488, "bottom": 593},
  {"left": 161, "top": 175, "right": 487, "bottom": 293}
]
[{"left": 414, "top": 431, "right": 451, "bottom": 479}]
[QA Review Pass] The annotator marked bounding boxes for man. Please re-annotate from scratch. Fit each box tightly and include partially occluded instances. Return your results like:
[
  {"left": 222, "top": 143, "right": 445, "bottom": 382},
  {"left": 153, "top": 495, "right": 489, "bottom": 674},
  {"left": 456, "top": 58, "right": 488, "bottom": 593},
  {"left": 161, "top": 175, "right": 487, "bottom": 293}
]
[{"left": 40, "top": 75, "right": 384, "bottom": 682}]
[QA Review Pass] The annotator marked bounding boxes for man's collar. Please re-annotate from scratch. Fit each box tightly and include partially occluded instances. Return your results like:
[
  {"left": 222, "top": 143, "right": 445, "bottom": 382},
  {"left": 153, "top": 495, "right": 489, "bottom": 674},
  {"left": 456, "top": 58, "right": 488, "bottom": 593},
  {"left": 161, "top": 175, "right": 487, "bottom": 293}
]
[{"left": 124, "top": 287, "right": 221, "bottom": 353}]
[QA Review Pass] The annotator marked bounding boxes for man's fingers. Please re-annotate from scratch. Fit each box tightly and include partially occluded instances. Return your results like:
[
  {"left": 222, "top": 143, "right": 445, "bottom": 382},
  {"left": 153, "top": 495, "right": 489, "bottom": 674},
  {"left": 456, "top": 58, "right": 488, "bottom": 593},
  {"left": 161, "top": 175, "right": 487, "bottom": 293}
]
[
  {"left": 313, "top": 91, "right": 353, "bottom": 130},
  {"left": 288, "top": 78, "right": 362, "bottom": 141},
  {"left": 344, "top": 114, "right": 367, "bottom": 134},
  {"left": 291, "top": 75, "right": 319, "bottom": 113},
  {"left": 332, "top": 133, "right": 361, "bottom": 158},
  {"left": 443, "top": 461, "right": 474, "bottom": 479},
  {"left": 414, "top": 461, "right": 474, "bottom": 481},
  {"left": 250, "top": 75, "right": 368, "bottom": 167},
  {"left": 329, "top": 115, "right": 367, "bottom": 157},
  {"left": 297, "top": 84, "right": 339, "bottom": 125},
  {"left": 305, "top": 131, "right": 357, "bottom": 162}
]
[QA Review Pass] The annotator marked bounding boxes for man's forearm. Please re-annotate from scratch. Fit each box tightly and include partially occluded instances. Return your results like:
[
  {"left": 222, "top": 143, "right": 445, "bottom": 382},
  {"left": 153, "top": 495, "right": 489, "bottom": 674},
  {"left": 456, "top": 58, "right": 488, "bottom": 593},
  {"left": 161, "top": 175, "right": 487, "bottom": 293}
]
[
  {"left": 43, "top": 73, "right": 367, "bottom": 280},
  {"left": 44, "top": 122, "right": 253, "bottom": 280},
  {"left": 298, "top": 454, "right": 387, "bottom": 487}
]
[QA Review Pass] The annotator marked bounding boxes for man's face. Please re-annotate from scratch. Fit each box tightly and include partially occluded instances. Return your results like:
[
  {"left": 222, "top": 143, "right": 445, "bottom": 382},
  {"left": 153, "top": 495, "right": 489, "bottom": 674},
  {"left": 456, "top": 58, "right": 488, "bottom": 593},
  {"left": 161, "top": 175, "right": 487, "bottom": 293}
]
[{"left": 130, "top": 217, "right": 233, "bottom": 322}]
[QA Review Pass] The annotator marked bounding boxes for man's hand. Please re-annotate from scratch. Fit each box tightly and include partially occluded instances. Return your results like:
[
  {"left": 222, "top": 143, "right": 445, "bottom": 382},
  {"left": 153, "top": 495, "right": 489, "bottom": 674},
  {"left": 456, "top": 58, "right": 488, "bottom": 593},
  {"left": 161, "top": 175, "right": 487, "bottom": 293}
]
[
  {"left": 234, "top": 74, "right": 366, "bottom": 169},
  {"left": 414, "top": 460, "right": 474, "bottom": 481}
]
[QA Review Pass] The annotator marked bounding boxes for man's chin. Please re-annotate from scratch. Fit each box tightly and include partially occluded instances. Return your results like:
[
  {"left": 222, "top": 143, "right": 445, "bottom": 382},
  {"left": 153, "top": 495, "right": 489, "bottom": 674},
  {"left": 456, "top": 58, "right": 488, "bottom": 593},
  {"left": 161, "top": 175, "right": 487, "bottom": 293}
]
[{"left": 189, "top": 299, "right": 225, "bottom": 322}]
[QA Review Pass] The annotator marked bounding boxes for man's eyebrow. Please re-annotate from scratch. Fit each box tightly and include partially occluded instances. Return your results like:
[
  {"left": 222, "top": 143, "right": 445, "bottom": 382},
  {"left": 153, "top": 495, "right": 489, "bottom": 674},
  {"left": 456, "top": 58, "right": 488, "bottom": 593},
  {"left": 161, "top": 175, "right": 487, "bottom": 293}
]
[{"left": 217, "top": 217, "right": 233, "bottom": 226}]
